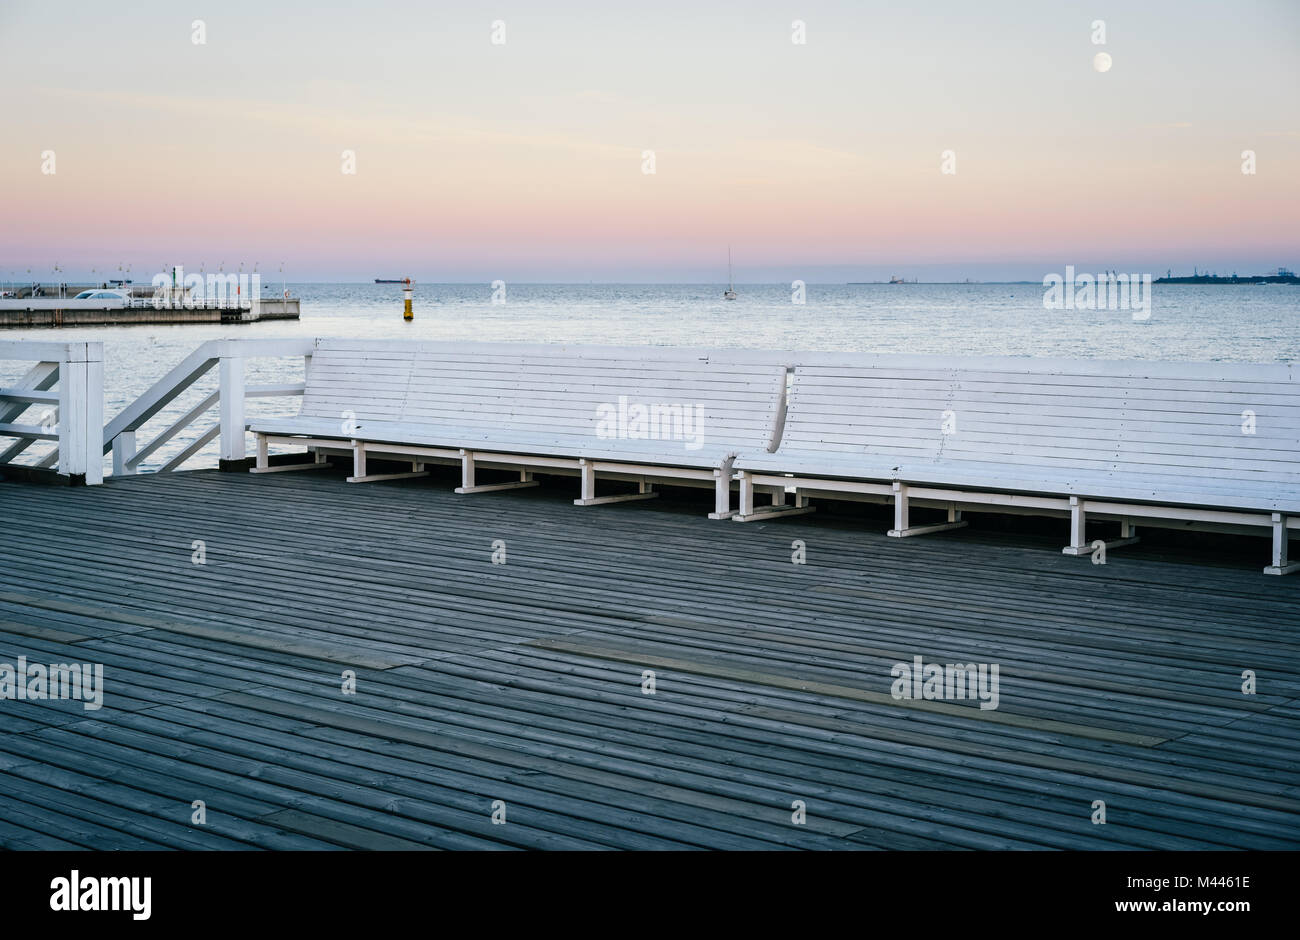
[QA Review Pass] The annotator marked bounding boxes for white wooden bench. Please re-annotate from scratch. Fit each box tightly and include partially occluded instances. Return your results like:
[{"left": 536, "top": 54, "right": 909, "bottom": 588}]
[
  {"left": 249, "top": 340, "right": 789, "bottom": 517},
  {"left": 732, "top": 355, "right": 1300, "bottom": 575}
]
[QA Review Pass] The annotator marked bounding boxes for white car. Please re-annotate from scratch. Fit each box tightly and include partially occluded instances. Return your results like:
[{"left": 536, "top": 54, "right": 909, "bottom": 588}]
[{"left": 72, "top": 289, "right": 131, "bottom": 306}]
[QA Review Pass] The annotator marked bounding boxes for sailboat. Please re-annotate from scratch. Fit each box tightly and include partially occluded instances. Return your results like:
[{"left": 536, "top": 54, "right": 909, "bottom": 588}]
[{"left": 723, "top": 247, "right": 737, "bottom": 300}]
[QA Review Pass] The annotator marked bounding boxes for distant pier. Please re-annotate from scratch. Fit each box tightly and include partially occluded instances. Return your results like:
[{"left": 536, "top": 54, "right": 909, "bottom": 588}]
[{"left": 0, "top": 293, "right": 299, "bottom": 328}]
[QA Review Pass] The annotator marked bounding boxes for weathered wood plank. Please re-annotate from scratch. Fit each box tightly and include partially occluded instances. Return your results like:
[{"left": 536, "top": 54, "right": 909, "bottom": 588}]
[{"left": 1, "top": 469, "right": 1297, "bottom": 850}]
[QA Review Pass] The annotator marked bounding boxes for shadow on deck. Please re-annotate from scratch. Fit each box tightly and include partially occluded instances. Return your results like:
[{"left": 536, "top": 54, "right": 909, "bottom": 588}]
[{"left": 0, "top": 466, "right": 1297, "bottom": 849}]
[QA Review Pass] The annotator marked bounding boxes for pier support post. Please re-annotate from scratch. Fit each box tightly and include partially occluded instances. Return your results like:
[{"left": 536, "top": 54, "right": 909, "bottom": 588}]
[{"left": 218, "top": 355, "right": 245, "bottom": 469}]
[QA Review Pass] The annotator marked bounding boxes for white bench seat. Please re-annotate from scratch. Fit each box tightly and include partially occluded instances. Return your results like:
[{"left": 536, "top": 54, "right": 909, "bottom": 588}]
[
  {"left": 735, "top": 450, "right": 1300, "bottom": 512},
  {"left": 735, "top": 450, "right": 903, "bottom": 479},
  {"left": 247, "top": 415, "right": 354, "bottom": 438},
  {"left": 250, "top": 339, "right": 788, "bottom": 514},
  {"left": 892, "top": 460, "right": 1300, "bottom": 514},
  {"left": 255, "top": 417, "right": 741, "bottom": 468},
  {"left": 733, "top": 356, "right": 1300, "bottom": 574}
]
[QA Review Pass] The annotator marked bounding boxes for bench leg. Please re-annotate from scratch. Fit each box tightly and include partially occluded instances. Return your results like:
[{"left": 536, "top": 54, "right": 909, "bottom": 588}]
[
  {"left": 1061, "top": 496, "right": 1090, "bottom": 555},
  {"left": 1265, "top": 513, "right": 1299, "bottom": 575},
  {"left": 1110, "top": 517, "right": 1141, "bottom": 549},
  {"left": 248, "top": 434, "right": 335, "bottom": 474},
  {"left": 454, "top": 451, "right": 540, "bottom": 494},
  {"left": 707, "top": 462, "right": 735, "bottom": 519},
  {"left": 574, "top": 459, "right": 659, "bottom": 506},
  {"left": 1063, "top": 499, "right": 1141, "bottom": 556},
  {"left": 347, "top": 441, "right": 430, "bottom": 483},
  {"left": 887, "top": 483, "right": 967, "bottom": 537},
  {"left": 732, "top": 471, "right": 816, "bottom": 522}
]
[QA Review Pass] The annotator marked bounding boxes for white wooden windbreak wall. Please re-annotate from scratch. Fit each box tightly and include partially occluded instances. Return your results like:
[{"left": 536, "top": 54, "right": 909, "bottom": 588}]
[{"left": 0, "top": 341, "right": 104, "bottom": 484}]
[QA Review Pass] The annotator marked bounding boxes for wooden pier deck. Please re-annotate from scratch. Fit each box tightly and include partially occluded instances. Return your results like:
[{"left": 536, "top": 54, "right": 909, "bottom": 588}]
[{"left": 1, "top": 467, "right": 1297, "bottom": 850}]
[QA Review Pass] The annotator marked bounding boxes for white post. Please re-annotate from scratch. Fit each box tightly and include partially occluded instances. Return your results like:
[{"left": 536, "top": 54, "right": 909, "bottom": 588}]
[
  {"left": 1264, "top": 513, "right": 1296, "bottom": 575},
  {"left": 1062, "top": 496, "right": 1088, "bottom": 554},
  {"left": 112, "top": 431, "right": 137, "bottom": 476},
  {"left": 218, "top": 354, "right": 245, "bottom": 466},
  {"left": 711, "top": 467, "right": 731, "bottom": 518},
  {"left": 890, "top": 481, "right": 909, "bottom": 535},
  {"left": 57, "top": 342, "right": 103, "bottom": 485},
  {"left": 738, "top": 470, "right": 755, "bottom": 517}
]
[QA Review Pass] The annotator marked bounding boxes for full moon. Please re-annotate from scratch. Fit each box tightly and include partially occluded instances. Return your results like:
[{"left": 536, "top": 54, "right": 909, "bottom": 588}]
[{"left": 1093, "top": 52, "right": 1113, "bottom": 72}]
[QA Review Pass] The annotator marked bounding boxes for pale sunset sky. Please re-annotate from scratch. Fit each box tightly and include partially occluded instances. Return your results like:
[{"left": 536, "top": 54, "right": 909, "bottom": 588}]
[{"left": 1, "top": 0, "right": 1297, "bottom": 281}]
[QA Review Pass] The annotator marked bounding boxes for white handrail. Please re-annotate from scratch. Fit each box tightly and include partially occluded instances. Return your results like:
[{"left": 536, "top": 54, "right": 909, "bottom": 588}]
[
  {"left": 106, "top": 337, "right": 316, "bottom": 476},
  {"left": 0, "top": 341, "right": 104, "bottom": 484}
]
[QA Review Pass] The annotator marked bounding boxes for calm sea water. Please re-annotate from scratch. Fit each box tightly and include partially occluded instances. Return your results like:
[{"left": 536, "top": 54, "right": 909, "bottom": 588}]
[{"left": 2, "top": 282, "right": 1297, "bottom": 473}]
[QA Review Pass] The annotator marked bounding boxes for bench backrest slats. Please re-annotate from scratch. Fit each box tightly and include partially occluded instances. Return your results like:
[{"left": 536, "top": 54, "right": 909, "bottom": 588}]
[
  {"left": 780, "top": 361, "right": 1300, "bottom": 486},
  {"left": 299, "top": 347, "right": 415, "bottom": 421},
  {"left": 293, "top": 342, "right": 1297, "bottom": 491},
  {"left": 298, "top": 340, "right": 788, "bottom": 452}
]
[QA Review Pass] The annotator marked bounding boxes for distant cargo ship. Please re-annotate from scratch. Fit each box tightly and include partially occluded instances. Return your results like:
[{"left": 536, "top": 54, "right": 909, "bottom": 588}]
[
  {"left": 1155, "top": 267, "right": 1297, "bottom": 285},
  {"left": 375, "top": 278, "right": 407, "bottom": 284}
]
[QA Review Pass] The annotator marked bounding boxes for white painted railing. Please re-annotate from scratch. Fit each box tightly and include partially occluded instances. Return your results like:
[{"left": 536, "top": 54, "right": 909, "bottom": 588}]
[
  {"left": 0, "top": 341, "right": 104, "bottom": 484},
  {"left": 105, "top": 338, "right": 316, "bottom": 475},
  {"left": 0, "top": 338, "right": 315, "bottom": 483}
]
